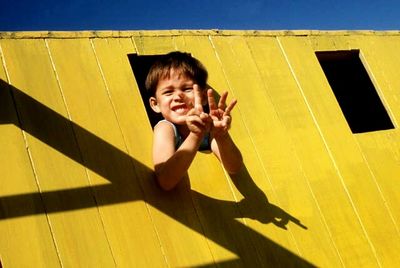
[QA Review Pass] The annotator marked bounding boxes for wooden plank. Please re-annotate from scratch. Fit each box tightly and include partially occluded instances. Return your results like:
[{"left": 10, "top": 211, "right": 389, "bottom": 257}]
[
  {"left": 90, "top": 37, "right": 167, "bottom": 267},
  {"left": 258, "top": 35, "right": 377, "bottom": 267},
  {"left": 46, "top": 37, "right": 170, "bottom": 267},
  {"left": 309, "top": 35, "right": 351, "bottom": 51},
  {"left": 311, "top": 34, "right": 400, "bottom": 233},
  {"left": 356, "top": 130, "right": 400, "bottom": 228},
  {"left": 176, "top": 35, "right": 263, "bottom": 267},
  {"left": 344, "top": 34, "right": 400, "bottom": 235},
  {"left": 243, "top": 35, "right": 346, "bottom": 267},
  {"left": 181, "top": 35, "right": 325, "bottom": 267},
  {"left": 132, "top": 35, "right": 217, "bottom": 267},
  {"left": 210, "top": 35, "right": 343, "bottom": 267},
  {"left": 132, "top": 35, "right": 176, "bottom": 55},
  {"left": 0, "top": 41, "right": 61, "bottom": 268},
  {"left": 352, "top": 35, "right": 400, "bottom": 126},
  {"left": 279, "top": 35, "right": 400, "bottom": 267},
  {"left": 2, "top": 30, "right": 400, "bottom": 40},
  {"left": 1, "top": 39, "right": 115, "bottom": 267}
]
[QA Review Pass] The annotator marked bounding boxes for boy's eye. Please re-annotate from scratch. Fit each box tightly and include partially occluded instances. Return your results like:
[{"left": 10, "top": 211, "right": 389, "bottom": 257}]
[
  {"left": 162, "top": 90, "right": 173, "bottom": 95},
  {"left": 184, "top": 87, "right": 193, "bottom": 92}
]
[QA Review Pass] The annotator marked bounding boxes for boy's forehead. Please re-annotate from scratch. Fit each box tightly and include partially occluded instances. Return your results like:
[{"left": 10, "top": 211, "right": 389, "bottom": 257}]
[
  {"left": 168, "top": 68, "right": 192, "bottom": 80},
  {"left": 157, "top": 68, "right": 194, "bottom": 87}
]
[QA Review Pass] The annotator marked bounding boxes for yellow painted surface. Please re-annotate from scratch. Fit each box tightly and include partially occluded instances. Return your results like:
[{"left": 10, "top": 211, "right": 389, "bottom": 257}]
[
  {"left": 0, "top": 43, "right": 61, "bottom": 268},
  {"left": 133, "top": 35, "right": 217, "bottom": 267},
  {"left": 1, "top": 38, "right": 115, "bottom": 267},
  {"left": 280, "top": 36, "right": 400, "bottom": 267},
  {"left": 1, "top": 30, "right": 399, "bottom": 267}
]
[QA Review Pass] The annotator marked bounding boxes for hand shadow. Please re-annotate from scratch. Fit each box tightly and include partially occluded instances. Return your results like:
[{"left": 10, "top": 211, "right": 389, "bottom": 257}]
[
  {"left": 185, "top": 164, "right": 311, "bottom": 267},
  {"left": 231, "top": 166, "right": 308, "bottom": 230}
]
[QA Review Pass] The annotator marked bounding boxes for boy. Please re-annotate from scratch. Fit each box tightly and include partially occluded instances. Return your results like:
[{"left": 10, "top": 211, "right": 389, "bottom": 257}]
[{"left": 146, "top": 52, "right": 243, "bottom": 191}]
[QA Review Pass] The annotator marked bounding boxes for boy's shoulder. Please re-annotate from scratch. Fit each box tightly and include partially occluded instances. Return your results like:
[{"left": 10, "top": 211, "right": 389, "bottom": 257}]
[
  {"left": 154, "top": 119, "right": 176, "bottom": 133},
  {"left": 154, "top": 120, "right": 181, "bottom": 148}
]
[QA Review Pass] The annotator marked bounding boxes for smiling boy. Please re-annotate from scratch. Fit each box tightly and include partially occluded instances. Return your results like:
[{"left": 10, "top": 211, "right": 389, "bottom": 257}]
[{"left": 146, "top": 52, "right": 243, "bottom": 190}]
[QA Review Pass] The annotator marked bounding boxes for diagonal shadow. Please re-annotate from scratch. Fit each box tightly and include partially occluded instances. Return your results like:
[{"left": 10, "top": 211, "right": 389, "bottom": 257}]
[{"left": 0, "top": 79, "right": 315, "bottom": 267}]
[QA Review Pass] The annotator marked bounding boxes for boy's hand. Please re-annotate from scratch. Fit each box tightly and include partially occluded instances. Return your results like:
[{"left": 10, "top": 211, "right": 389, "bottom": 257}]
[
  {"left": 207, "top": 89, "right": 237, "bottom": 138},
  {"left": 186, "top": 85, "right": 212, "bottom": 137}
]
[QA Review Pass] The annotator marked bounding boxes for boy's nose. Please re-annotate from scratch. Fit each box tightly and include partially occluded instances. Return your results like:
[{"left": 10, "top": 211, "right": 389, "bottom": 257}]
[{"left": 173, "top": 91, "right": 185, "bottom": 101}]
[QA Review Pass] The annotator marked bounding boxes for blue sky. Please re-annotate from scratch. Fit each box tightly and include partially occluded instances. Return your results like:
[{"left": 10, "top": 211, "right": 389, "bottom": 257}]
[{"left": 1, "top": 0, "right": 399, "bottom": 31}]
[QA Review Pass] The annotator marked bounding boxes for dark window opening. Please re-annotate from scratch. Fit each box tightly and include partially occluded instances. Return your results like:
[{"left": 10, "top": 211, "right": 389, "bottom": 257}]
[
  {"left": 316, "top": 50, "right": 394, "bottom": 133},
  {"left": 128, "top": 54, "right": 165, "bottom": 128}
]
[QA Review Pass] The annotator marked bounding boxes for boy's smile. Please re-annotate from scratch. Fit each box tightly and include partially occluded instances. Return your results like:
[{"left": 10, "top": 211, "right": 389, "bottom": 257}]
[{"left": 171, "top": 103, "right": 189, "bottom": 115}]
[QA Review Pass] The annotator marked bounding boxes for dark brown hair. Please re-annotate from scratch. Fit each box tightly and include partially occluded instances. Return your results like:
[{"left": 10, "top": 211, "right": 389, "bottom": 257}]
[{"left": 145, "top": 51, "right": 208, "bottom": 96}]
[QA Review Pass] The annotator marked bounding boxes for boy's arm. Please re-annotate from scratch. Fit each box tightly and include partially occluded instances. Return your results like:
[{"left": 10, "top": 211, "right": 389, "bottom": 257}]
[
  {"left": 153, "top": 86, "right": 211, "bottom": 191},
  {"left": 208, "top": 89, "right": 243, "bottom": 174},
  {"left": 211, "top": 133, "right": 243, "bottom": 174},
  {"left": 152, "top": 122, "right": 203, "bottom": 191}
]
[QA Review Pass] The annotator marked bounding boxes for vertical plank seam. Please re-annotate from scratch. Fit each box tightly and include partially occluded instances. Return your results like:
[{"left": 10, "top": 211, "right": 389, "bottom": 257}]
[
  {"left": 89, "top": 38, "right": 127, "bottom": 156},
  {"left": 276, "top": 36, "right": 382, "bottom": 268},
  {"left": 209, "top": 35, "right": 282, "bottom": 266},
  {"left": 207, "top": 35, "right": 243, "bottom": 209},
  {"left": 244, "top": 36, "right": 345, "bottom": 265},
  {"left": 0, "top": 40, "right": 64, "bottom": 268},
  {"left": 189, "top": 36, "right": 239, "bottom": 265},
  {"left": 356, "top": 137, "right": 400, "bottom": 237},
  {"left": 208, "top": 35, "right": 250, "bottom": 215},
  {"left": 209, "top": 34, "right": 277, "bottom": 235},
  {"left": 45, "top": 38, "right": 117, "bottom": 267},
  {"left": 173, "top": 36, "right": 178, "bottom": 51},
  {"left": 101, "top": 36, "right": 172, "bottom": 267},
  {"left": 129, "top": 35, "right": 171, "bottom": 268},
  {"left": 253, "top": 35, "right": 345, "bottom": 265},
  {"left": 229, "top": 35, "right": 302, "bottom": 257},
  {"left": 351, "top": 46, "right": 400, "bottom": 238},
  {"left": 131, "top": 36, "right": 140, "bottom": 55},
  {"left": 173, "top": 34, "right": 219, "bottom": 266},
  {"left": 129, "top": 35, "right": 173, "bottom": 268},
  {"left": 174, "top": 35, "right": 219, "bottom": 267},
  {"left": 320, "top": 34, "right": 400, "bottom": 251},
  {"left": 341, "top": 35, "right": 400, "bottom": 249},
  {"left": 359, "top": 49, "right": 398, "bottom": 128}
]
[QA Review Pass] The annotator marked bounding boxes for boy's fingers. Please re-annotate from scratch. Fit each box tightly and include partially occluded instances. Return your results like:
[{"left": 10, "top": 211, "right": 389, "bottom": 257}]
[
  {"left": 199, "top": 111, "right": 209, "bottom": 121},
  {"left": 187, "top": 114, "right": 205, "bottom": 126},
  {"left": 218, "top": 91, "right": 228, "bottom": 110},
  {"left": 225, "top": 99, "right": 237, "bottom": 115},
  {"left": 193, "top": 84, "right": 203, "bottom": 113}
]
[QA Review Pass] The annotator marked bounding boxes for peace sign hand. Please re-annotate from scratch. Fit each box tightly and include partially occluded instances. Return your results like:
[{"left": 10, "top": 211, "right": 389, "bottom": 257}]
[
  {"left": 185, "top": 85, "right": 212, "bottom": 137},
  {"left": 207, "top": 89, "right": 237, "bottom": 138}
]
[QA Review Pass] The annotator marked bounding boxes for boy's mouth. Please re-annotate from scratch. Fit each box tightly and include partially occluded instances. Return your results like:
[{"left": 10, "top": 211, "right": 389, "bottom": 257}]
[{"left": 172, "top": 104, "right": 188, "bottom": 114}]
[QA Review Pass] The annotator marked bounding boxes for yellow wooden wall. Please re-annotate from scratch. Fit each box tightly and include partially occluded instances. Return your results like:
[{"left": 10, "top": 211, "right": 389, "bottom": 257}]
[{"left": 0, "top": 30, "right": 399, "bottom": 267}]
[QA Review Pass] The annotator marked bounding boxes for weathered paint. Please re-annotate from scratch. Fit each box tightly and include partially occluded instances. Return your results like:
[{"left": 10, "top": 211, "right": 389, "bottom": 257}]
[{"left": 0, "top": 30, "right": 399, "bottom": 267}]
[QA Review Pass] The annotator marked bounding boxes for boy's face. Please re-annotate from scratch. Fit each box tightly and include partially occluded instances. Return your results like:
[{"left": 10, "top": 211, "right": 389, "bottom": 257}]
[{"left": 149, "top": 68, "right": 206, "bottom": 125}]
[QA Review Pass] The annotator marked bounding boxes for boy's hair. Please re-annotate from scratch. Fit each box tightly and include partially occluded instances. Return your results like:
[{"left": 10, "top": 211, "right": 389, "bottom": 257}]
[{"left": 145, "top": 51, "right": 208, "bottom": 96}]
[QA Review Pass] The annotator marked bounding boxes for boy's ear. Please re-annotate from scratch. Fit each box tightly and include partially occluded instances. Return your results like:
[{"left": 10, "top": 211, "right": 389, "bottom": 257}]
[{"left": 149, "top": 97, "right": 161, "bottom": 113}]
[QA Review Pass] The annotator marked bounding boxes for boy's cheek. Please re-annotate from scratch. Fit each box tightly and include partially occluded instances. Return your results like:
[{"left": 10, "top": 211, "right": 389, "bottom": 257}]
[{"left": 183, "top": 93, "right": 195, "bottom": 106}]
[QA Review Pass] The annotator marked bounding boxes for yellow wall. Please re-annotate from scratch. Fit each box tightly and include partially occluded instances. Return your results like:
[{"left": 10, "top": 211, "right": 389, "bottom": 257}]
[{"left": 0, "top": 30, "right": 399, "bottom": 267}]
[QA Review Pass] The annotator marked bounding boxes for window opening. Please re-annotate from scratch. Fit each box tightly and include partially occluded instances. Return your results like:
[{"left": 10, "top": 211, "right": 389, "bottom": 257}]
[
  {"left": 316, "top": 50, "right": 394, "bottom": 133},
  {"left": 128, "top": 54, "right": 165, "bottom": 128}
]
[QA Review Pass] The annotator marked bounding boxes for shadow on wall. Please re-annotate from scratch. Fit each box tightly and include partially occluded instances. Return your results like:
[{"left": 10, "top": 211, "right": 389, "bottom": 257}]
[{"left": 0, "top": 79, "right": 314, "bottom": 267}]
